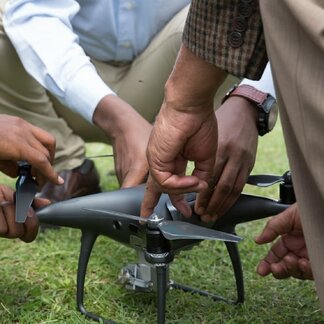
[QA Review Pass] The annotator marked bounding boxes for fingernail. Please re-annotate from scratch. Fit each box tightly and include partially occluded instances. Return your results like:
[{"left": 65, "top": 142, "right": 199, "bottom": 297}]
[
  {"left": 211, "top": 214, "right": 219, "bottom": 221},
  {"left": 196, "top": 207, "right": 205, "bottom": 215},
  {"left": 58, "top": 176, "right": 64, "bottom": 184},
  {"left": 201, "top": 215, "right": 211, "bottom": 223}
]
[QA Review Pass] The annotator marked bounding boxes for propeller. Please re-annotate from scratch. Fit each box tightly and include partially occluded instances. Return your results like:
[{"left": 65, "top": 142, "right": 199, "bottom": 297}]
[
  {"left": 15, "top": 161, "right": 38, "bottom": 223},
  {"left": 83, "top": 208, "right": 241, "bottom": 243},
  {"left": 247, "top": 171, "right": 292, "bottom": 187}
]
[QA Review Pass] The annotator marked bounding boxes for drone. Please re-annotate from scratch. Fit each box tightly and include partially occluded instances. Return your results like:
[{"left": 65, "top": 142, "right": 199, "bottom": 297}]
[{"left": 15, "top": 163, "right": 295, "bottom": 324}]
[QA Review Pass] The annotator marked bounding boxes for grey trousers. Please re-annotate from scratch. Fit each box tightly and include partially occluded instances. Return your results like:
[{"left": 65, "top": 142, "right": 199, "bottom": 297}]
[{"left": 260, "top": 0, "right": 324, "bottom": 310}]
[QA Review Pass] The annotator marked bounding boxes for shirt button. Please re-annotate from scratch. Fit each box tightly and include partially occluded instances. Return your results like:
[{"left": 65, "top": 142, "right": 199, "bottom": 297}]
[
  {"left": 125, "top": 2, "right": 134, "bottom": 10},
  {"left": 122, "top": 41, "right": 132, "bottom": 48},
  {"left": 228, "top": 31, "right": 244, "bottom": 48}
]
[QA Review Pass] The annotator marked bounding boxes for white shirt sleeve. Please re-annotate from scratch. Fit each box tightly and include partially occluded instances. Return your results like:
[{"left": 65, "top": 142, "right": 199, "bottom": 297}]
[
  {"left": 240, "top": 62, "right": 276, "bottom": 98},
  {"left": 3, "top": 0, "right": 115, "bottom": 122}
]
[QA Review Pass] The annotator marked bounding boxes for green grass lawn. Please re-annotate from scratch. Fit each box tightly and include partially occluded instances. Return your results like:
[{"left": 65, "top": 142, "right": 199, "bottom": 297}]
[{"left": 0, "top": 121, "right": 323, "bottom": 324}]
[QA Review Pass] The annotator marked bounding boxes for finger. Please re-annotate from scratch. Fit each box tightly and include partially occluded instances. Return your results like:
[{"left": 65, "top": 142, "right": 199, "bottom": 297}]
[
  {"left": 3, "top": 204, "right": 24, "bottom": 239},
  {"left": 0, "top": 206, "right": 9, "bottom": 237},
  {"left": 140, "top": 176, "right": 162, "bottom": 218},
  {"left": 33, "top": 197, "right": 51, "bottom": 209},
  {"left": 213, "top": 166, "right": 247, "bottom": 218},
  {"left": 256, "top": 259, "right": 272, "bottom": 277},
  {"left": 159, "top": 173, "right": 208, "bottom": 195},
  {"left": 170, "top": 194, "right": 192, "bottom": 218},
  {"left": 261, "top": 246, "right": 284, "bottom": 267},
  {"left": 197, "top": 166, "right": 244, "bottom": 222},
  {"left": 266, "top": 238, "right": 290, "bottom": 262},
  {"left": 256, "top": 239, "right": 289, "bottom": 277},
  {"left": 0, "top": 161, "right": 19, "bottom": 178},
  {"left": 202, "top": 164, "right": 243, "bottom": 220},
  {"left": 255, "top": 203, "right": 299, "bottom": 244},
  {"left": 280, "top": 253, "right": 313, "bottom": 280},
  {"left": 193, "top": 165, "right": 218, "bottom": 216},
  {"left": 202, "top": 159, "right": 237, "bottom": 215},
  {"left": 31, "top": 125, "right": 57, "bottom": 163},
  {"left": 121, "top": 168, "right": 148, "bottom": 188},
  {"left": 298, "top": 259, "right": 314, "bottom": 280},
  {"left": 21, "top": 209, "right": 39, "bottom": 243},
  {"left": 283, "top": 253, "right": 305, "bottom": 279},
  {"left": 27, "top": 149, "right": 63, "bottom": 186},
  {"left": 270, "top": 262, "right": 291, "bottom": 279}
]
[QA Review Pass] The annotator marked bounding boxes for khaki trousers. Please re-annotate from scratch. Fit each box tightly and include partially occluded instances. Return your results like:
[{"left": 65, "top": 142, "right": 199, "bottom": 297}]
[
  {"left": 0, "top": 5, "right": 237, "bottom": 172},
  {"left": 260, "top": 0, "right": 324, "bottom": 310}
]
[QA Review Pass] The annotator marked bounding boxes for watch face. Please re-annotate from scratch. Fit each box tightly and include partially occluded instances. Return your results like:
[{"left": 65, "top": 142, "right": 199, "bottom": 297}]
[{"left": 268, "top": 101, "right": 279, "bottom": 131}]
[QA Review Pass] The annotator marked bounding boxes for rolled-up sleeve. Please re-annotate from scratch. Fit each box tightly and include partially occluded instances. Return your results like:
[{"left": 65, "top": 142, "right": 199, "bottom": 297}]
[{"left": 182, "top": 0, "right": 268, "bottom": 80}]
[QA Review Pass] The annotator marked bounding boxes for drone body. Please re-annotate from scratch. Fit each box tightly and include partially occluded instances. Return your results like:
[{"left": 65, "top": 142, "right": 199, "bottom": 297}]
[
  {"left": 35, "top": 177, "right": 294, "bottom": 324},
  {"left": 13, "top": 162, "right": 295, "bottom": 323}
]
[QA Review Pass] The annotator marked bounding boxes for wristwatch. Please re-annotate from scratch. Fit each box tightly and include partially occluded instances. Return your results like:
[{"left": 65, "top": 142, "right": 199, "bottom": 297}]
[{"left": 222, "top": 84, "right": 278, "bottom": 136}]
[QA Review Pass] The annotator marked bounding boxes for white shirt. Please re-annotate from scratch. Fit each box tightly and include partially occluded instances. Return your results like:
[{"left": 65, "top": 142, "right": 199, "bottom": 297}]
[{"left": 3, "top": 0, "right": 190, "bottom": 121}]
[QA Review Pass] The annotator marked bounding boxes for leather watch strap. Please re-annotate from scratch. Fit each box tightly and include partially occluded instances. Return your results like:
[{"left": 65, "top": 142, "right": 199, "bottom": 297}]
[{"left": 229, "top": 84, "right": 268, "bottom": 105}]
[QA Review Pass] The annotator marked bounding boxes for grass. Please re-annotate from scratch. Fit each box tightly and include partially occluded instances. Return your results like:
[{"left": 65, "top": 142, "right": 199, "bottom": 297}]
[{"left": 0, "top": 120, "right": 323, "bottom": 324}]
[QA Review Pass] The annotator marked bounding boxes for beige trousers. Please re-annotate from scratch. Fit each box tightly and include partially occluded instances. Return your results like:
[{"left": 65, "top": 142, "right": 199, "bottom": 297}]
[
  {"left": 0, "top": 5, "right": 237, "bottom": 171},
  {"left": 260, "top": 0, "right": 324, "bottom": 310}
]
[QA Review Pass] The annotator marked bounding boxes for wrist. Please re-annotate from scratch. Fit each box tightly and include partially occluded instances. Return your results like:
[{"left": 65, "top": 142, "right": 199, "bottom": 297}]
[
  {"left": 218, "top": 95, "right": 258, "bottom": 125},
  {"left": 164, "top": 45, "right": 227, "bottom": 113},
  {"left": 222, "top": 84, "right": 278, "bottom": 136},
  {"left": 93, "top": 95, "right": 133, "bottom": 138}
]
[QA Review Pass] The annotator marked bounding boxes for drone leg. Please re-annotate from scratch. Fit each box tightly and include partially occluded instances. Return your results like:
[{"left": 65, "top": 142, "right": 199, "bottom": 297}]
[
  {"left": 170, "top": 240, "right": 244, "bottom": 305},
  {"left": 76, "top": 230, "right": 114, "bottom": 324},
  {"left": 225, "top": 241, "right": 244, "bottom": 304},
  {"left": 156, "top": 265, "right": 167, "bottom": 324}
]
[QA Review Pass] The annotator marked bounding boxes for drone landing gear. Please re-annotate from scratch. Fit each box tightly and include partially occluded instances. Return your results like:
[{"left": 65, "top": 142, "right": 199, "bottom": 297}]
[
  {"left": 75, "top": 228, "right": 243, "bottom": 324},
  {"left": 76, "top": 230, "right": 115, "bottom": 324},
  {"left": 170, "top": 241, "right": 244, "bottom": 305}
]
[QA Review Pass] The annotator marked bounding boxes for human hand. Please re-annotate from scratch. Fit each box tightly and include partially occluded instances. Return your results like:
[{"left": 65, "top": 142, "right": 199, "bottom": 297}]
[
  {"left": 255, "top": 203, "right": 313, "bottom": 280},
  {"left": 93, "top": 95, "right": 152, "bottom": 187},
  {"left": 140, "top": 45, "right": 226, "bottom": 218},
  {"left": 200, "top": 96, "right": 258, "bottom": 222},
  {"left": 0, "top": 115, "right": 63, "bottom": 187},
  {"left": 141, "top": 102, "right": 218, "bottom": 218},
  {"left": 0, "top": 184, "right": 50, "bottom": 242}
]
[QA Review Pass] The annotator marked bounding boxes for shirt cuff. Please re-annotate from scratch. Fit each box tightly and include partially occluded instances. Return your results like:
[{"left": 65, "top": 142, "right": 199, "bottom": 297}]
[{"left": 64, "top": 64, "right": 116, "bottom": 122}]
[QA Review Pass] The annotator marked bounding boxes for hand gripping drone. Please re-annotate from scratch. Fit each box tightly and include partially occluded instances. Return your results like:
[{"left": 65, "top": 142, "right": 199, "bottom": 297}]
[{"left": 15, "top": 165, "right": 295, "bottom": 324}]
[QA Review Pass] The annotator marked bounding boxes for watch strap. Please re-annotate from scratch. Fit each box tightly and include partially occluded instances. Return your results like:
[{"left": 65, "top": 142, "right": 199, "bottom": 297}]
[{"left": 227, "top": 84, "right": 268, "bottom": 106}]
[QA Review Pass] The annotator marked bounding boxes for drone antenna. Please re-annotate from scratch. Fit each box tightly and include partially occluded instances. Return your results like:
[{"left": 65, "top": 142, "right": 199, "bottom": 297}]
[{"left": 87, "top": 154, "right": 114, "bottom": 159}]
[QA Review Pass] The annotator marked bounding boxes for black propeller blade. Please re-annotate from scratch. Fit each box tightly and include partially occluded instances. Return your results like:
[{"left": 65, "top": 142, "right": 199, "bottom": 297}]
[
  {"left": 15, "top": 162, "right": 38, "bottom": 223},
  {"left": 246, "top": 174, "right": 284, "bottom": 187},
  {"left": 247, "top": 171, "right": 292, "bottom": 188},
  {"left": 83, "top": 208, "right": 241, "bottom": 243},
  {"left": 83, "top": 208, "right": 148, "bottom": 223}
]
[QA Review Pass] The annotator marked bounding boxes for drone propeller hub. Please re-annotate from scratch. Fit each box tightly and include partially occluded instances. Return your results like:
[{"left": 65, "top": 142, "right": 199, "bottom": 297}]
[{"left": 147, "top": 212, "right": 165, "bottom": 229}]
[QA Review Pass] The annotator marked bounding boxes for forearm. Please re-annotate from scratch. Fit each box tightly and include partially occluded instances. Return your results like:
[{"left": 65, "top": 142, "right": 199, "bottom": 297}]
[{"left": 165, "top": 45, "right": 227, "bottom": 112}]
